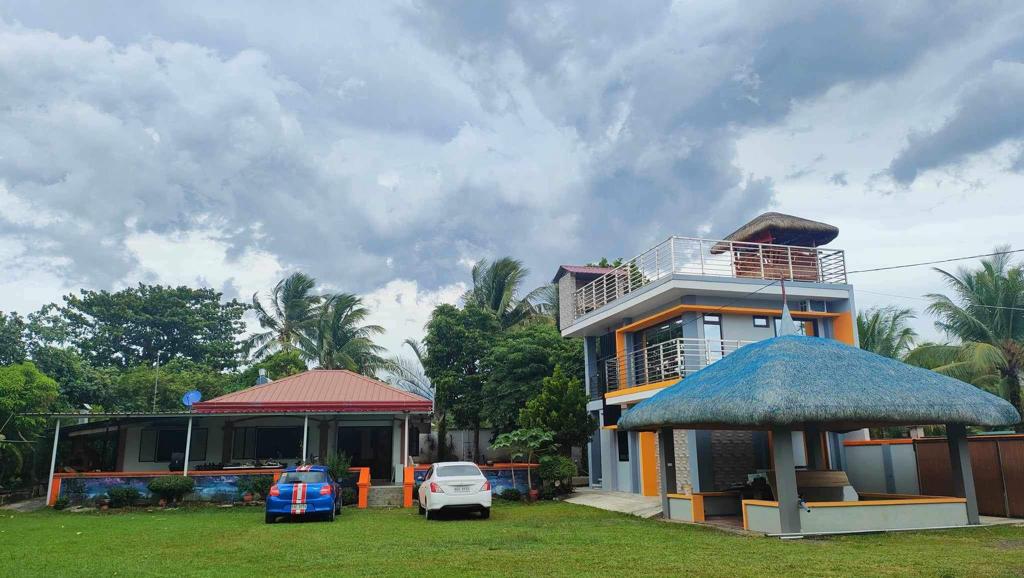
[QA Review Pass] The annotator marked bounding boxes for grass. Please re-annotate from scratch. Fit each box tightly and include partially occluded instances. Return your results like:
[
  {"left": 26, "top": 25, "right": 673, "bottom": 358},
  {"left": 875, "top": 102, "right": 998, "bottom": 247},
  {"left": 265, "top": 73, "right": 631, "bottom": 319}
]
[{"left": 1, "top": 502, "right": 1023, "bottom": 577}]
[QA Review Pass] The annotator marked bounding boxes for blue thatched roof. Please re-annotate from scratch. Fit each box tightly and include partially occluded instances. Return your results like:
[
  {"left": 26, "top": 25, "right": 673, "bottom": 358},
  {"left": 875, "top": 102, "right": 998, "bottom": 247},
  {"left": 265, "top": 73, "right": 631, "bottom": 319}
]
[{"left": 618, "top": 335, "right": 1020, "bottom": 431}]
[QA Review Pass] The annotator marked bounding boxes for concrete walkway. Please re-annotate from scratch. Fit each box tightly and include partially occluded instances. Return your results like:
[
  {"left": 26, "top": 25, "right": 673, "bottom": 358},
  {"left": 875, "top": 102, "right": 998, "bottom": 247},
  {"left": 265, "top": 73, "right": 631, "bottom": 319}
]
[{"left": 564, "top": 487, "right": 662, "bottom": 518}]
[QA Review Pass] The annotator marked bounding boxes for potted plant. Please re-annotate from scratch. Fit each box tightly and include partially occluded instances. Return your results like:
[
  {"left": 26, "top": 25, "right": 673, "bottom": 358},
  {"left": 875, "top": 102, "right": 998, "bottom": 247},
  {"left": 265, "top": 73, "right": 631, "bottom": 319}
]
[
  {"left": 491, "top": 428, "right": 554, "bottom": 501},
  {"left": 147, "top": 476, "right": 195, "bottom": 507}
]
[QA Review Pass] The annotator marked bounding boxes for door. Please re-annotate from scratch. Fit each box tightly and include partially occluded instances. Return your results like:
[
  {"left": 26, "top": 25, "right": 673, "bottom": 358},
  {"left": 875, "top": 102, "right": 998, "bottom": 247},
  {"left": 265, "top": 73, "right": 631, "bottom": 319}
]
[{"left": 338, "top": 426, "right": 393, "bottom": 481}]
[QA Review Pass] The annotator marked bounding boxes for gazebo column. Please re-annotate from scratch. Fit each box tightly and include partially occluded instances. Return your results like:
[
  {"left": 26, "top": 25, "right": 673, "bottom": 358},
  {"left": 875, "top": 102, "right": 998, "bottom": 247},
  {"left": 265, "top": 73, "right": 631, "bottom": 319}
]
[
  {"left": 657, "top": 427, "right": 677, "bottom": 514},
  {"left": 771, "top": 427, "right": 801, "bottom": 534},
  {"left": 946, "top": 423, "right": 980, "bottom": 525},
  {"left": 805, "top": 425, "right": 826, "bottom": 470}
]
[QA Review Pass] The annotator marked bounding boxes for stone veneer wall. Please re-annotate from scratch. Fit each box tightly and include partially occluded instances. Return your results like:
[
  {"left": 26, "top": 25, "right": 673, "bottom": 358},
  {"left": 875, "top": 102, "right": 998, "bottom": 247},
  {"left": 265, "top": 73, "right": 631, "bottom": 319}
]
[
  {"left": 653, "top": 429, "right": 691, "bottom": 493},
  {"left": 710, "top": 430, "right": 755, "bottom": 490}
]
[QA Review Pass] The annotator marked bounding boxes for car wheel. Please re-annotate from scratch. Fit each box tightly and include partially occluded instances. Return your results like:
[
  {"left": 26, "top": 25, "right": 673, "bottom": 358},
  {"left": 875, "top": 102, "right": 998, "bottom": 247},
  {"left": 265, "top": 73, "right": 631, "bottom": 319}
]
[
  {"left": 265, "top": 513, "right": 275, "bottom": 524},
  {"left": 480, "top": 507, "right": 490, "bottom": 520},
  {"left": 327, "top": 508, "right": 336, "bottom": 522},
  {"left": 425, "top": 508, "right": 432, "bottom": 520},
  {"left": 418, "top": 503, "right": 425, "bottom": 515}
]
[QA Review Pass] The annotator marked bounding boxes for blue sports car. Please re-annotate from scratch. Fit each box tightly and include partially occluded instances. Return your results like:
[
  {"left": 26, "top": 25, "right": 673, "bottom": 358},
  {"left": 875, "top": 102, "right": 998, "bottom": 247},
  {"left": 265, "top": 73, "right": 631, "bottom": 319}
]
[{"left": 265, "top": 465, "right": 341, "bottom": 524}]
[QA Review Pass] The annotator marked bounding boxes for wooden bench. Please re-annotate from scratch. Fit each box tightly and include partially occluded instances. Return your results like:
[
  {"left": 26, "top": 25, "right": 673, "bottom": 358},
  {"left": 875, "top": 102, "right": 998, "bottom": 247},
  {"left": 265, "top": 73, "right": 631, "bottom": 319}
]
[{"left": 767, "top": 470, "right": 858, "bottom": 503}]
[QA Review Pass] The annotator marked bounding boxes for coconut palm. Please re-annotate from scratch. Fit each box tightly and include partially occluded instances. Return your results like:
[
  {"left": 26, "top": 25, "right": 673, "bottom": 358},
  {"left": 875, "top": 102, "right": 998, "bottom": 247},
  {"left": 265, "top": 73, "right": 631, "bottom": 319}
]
[
  {"left": 388, "top": 339, "right": 433, "bottom": 400},
  {"left": 856, "top": 306, "right": 917, "bottom": 359},
  {"left": 298, "top": 293, "right": 391, "bottom": 375},
  {"left": 246, "top": 272, "right": 320, "bottom": 359},
  {"left": 464, "top": 257, "right": 544, "bottom": 328},
  {"left": 905, "top": 248, "right": 1024, "bottom": 418}
]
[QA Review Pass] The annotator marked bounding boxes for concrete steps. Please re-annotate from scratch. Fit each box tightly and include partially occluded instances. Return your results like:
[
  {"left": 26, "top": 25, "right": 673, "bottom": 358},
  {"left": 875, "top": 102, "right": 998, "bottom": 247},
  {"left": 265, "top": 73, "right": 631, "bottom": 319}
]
[{"left": 366, "top": 485, "right": 404, "bottom": 508}]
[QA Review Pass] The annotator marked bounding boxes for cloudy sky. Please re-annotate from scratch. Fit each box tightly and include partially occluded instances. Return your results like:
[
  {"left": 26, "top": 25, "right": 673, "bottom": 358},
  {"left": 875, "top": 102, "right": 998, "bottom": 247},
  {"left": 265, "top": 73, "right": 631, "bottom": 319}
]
[{"left": 1, "top": 1, "right": 1023, "bottom": 354}]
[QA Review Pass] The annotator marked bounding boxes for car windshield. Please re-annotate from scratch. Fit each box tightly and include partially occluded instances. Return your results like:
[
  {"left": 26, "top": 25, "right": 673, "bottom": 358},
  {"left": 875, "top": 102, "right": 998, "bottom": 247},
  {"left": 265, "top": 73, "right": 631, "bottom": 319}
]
[
  {"left": 278, "top": 471, "right": 327, "bottom": 484},
  {"left": 437, "top": 465, "right": 482, "bottom": 478}
]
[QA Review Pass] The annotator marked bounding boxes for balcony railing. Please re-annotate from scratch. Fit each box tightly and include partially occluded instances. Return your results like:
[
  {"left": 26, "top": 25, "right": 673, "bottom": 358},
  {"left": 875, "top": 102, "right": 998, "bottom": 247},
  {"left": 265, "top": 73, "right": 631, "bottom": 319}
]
[
  {"left": 602, "top": 337, "right": 754, "bottom": 392},
  {"left": 573, "top": 237, "right": 846, "bottom": 320}
]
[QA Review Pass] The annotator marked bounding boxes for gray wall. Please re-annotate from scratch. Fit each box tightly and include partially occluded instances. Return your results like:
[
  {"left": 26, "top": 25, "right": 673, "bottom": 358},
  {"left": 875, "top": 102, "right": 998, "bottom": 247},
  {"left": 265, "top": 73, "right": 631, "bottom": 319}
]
[{"left": 844, "top": 443, "right": 920, "bottom": 495}]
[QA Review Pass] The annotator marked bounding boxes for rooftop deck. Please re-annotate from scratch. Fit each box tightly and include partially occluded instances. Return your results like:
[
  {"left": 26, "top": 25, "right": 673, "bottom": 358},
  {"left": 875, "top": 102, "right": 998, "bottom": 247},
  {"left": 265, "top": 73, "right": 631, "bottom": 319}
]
[{"left": 572, "top": 236, "right": 846, "bottom": 322}]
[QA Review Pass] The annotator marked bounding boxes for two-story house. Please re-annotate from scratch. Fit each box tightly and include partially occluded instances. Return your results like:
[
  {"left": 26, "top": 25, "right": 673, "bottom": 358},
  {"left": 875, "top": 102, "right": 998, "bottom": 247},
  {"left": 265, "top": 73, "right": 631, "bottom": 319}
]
[{"left": 554, "top": 212, "right": 859, "bottom": 497}]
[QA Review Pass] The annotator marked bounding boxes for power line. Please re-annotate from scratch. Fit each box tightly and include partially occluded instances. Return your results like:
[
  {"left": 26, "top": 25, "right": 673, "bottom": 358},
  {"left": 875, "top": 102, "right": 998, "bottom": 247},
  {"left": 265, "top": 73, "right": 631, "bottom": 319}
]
[
  {"left": 847, "top": 248, "right": 1024, "bottom": 274},
  {"left": 857, "top": 288, "right": 1024, "bottom": 313}
]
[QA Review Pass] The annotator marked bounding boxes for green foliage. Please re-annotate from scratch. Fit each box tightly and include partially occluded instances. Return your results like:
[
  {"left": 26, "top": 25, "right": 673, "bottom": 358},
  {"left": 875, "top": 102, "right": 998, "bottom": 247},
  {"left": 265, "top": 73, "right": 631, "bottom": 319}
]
[
  {"left": 30, "top": 346, "right": 118, "bottom": 410},
  {"left": 246, "top": 272, "right": 321, "bottom": 359},
  {"left": 519, "top": 365, "right": 594, "bottom": 453},
  {"left": 857, "top": 306, "right": 917, "bottom": 359},
  {"left": 62, "top": 477, "right": 86, "bottom": 504},
  {"left": 0, "top": 362, "right": 59, "bottom": 486},
  {"left": 498, "top": 488, "right": 522, "bottom": 501},
  {"left": 298, "top": 293, "right": 390, "bottom": 374},
  {"left": 147, "top": 475, "right": 195, "bottom": 504},
  {"left": 237, "top": 475, "right": 273, "bottom": 499},
  {"left": 464, "top": 257, "right": 546, "bottom": 329},
  {"left": 111, "top": 358, "right": 239, "bottom": 412},
  {"left": 340, "top": 487, "right": 357, "bottom": 505},
  {"left": 586, "top": 257, "right": 623, "bottom": 268},
  {"left": 325, "top": 452, "right": 353, "bottom": 482},
  {"left": 0, "top": 311, "right": 27, "bottom": 366},
  {"left": 492, "top": 428, "right": 554, "bottom": 491},
  {"left": 423, "top": 303, "right": 500, "bottom": 460},
  {"left": 482, "top": 324, "right": 583, "bottom": 434},
  {"left": 237, "top": 349, "right": 307, "bottom": 387},
  {"left": 36, "top": 284, "right": 248, "bottom": 371},
  {"left": 53, "top": 496, "right": 69, "bottom": 510},
  {"left": 107, "top": 486, "right": 141, "bottom": 508},
  {"left": 538, "top": 455, "right": 576, "bottom": 496}
]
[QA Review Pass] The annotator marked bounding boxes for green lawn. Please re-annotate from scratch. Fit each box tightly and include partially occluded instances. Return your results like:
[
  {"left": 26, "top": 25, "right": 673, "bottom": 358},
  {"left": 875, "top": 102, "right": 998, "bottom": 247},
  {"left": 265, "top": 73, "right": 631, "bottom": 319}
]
[{"left": 2, "top": 502, "right": 1023, "bottom": 577}]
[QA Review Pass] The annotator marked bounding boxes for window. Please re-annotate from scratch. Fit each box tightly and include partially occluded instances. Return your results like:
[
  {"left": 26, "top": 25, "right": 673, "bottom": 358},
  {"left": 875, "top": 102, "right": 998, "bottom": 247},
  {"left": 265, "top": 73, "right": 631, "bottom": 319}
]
[
  {"left": 231, "top": 427, "right": 302, "bottom": 460},
  {"left": 437, "top": 464, "right": 482, "bottom": 477},
  {"left": 617, "top": 430, "right": 630, "bottom": 462},
  {"left": 702, "top": 314, "right": 724, "bottom": 362},
  {"left": 138, "top": 428, "right": 207, "bottom": 462},
  {"left": 278, "top": 471, "right": 328, "bottom": 484},
  {"left": 773, "top": 318, "right": 812, "bottom": 337},
  {"left": 753, "top": 315, "right": 769, "bottom": 328}
]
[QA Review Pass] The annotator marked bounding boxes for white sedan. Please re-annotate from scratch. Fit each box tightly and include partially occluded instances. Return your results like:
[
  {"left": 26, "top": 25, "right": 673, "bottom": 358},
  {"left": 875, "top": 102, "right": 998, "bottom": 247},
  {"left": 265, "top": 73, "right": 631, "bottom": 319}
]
[{"left": 418, "top": 461, "right": 492, "bottom": 520}]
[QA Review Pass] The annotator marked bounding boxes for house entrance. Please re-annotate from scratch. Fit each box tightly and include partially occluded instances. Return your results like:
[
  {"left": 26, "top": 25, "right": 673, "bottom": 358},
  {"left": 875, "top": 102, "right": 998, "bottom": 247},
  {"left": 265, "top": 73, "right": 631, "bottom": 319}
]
[{"left": 338, "top": 426, "right": 393, "bottom": 481}]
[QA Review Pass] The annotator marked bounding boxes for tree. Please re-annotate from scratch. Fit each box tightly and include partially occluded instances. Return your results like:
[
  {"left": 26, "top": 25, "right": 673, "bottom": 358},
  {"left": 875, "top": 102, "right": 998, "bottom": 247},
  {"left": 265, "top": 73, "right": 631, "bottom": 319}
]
[
  {"left": 29, "top": 346, "right": 119, "bottom": 410},
  {"left": 40, "top": 284, "right": 247, "bottom": 371},
  {"left": 110, "top": 358, "right": 239, "bottom": 412},
  {"left": 491, "top": 428, "right": 554, "bottom": 492},
  {"left": 857, "top": 306, "right": 917, "bottom": 359},
  {"left": 0, "top": 363, "right": 59, "bottom": 487},
  {"left": 464, "top": 257, "right": 544, "bottom": 328},
  {"left": 907, "top": 248, "right": 1024, "bottom": 421},
  {"left": 0, "top": 312, "right": 26, "bottom": 366},
  {"left": 237, "top": 349, "right": 307, "bottom": 388},
  {"left": 520, "top": 365, "right": 595, "bottom": 455},
  {"left": 422, "top": 303, "right": 499, "bottom": 462},
  {"left": 388, "top": 339, "right": 433, "bottom": 400},
  {"left": 586, "top": 257, "right": 623, "bottom": 268},
  {"left": 298, "top": 293, "right": 390, "bottom": 375},
  {"left": 481, "top": 323, "right": 582, "bottom": 434},
  {"left": 247, "top": 272, "right": 321, "bottom": 359}
]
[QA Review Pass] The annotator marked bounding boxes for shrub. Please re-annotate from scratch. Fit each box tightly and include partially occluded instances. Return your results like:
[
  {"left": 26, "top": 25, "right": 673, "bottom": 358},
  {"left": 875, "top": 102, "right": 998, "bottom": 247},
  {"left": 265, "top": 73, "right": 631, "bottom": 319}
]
[
  {"left": 147, "top": 476, "right": 195, "bottom": 505},
  {"left": 340, "top": 487, "right": 358, "bottom": 506},
  {"left": 53, "top": 497, "right": 69, "bottom": 510},
  {"left": 498, "top": 488, "right": 522, "bottom": 501},
  {"left": 107, "top": 486, "right": 141, "bottom": 508},
  {"left": 62, "top": 478, "right": 86, "bottom": 505},
  {"left": 539, "top": 485, "right": 558, "bottom": 501},
  {"left": 325, "top": 452, "right": 353, "bottom": 482},
  {"left": 237, "top": 475, "right": 273, "bottom": 500},
  {"left": 538, "top": 455, "right": 576, "bottom": 495}
]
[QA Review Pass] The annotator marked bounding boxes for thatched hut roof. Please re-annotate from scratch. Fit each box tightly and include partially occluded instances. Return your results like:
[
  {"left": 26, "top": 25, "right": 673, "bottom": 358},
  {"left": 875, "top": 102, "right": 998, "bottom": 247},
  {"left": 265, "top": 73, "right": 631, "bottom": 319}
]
[
  {"left": 710, "top": 212, "right": 839, "bottom": 254},
  {"left": 618, "top": 335, "right": 1020, "bottom": 431}
]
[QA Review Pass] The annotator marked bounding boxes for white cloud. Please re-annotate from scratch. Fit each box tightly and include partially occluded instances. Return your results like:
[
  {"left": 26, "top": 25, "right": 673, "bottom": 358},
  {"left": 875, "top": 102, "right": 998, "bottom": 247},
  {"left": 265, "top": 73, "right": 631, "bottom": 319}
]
[{"left": 361, "top": 279, "right": 465, "bottom": 356}]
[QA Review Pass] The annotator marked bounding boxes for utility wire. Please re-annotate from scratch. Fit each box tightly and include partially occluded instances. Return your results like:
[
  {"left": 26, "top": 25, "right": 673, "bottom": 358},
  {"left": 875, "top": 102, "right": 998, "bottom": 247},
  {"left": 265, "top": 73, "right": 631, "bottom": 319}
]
[
  {"left": 856, "top": 289, "right": 1024, "bottom": 313},
  {"left": 847, "top": 248, "right": 1024, "bottom": 274}
]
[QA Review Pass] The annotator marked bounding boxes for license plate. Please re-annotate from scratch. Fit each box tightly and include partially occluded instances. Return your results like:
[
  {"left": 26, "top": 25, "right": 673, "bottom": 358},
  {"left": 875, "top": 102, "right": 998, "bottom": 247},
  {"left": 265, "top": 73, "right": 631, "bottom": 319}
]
[
  {"left": 292, "top": 504, "right": 307, "bottom": 514},
  {"left": 452, "top": 486, "right": 471, "bottom": 494}
]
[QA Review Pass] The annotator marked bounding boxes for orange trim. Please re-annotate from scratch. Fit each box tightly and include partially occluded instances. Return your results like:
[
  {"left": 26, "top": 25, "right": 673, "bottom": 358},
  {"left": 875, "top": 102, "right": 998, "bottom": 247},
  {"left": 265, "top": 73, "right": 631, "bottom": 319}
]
[
  {"left": 47, "top": 477, "right": 62, "bottom": 507},
  {"left": 605, "top": 380, "right": 676, "bottom": 400},
  {"left": 601, "top": 425, "right": 618, "bottom": 430},
  {"left": 859, "top": 492, "right": 954, "bottom": 500},
  {"left": 695, "top": 491, "right": 740, "bottom": 497},
  {"left": 639, "top": 432, "right": 659, "bottom": 497},
  {"left": 666, "top": 493, "right": 692, "bottom": 500},
  {"left": 833, "top": 311, "right": 855, "bottom": 345},
  {"left": 618, "top": 305, "right": 840, "bottom": 335},
  {"left": 740, "top": 499, "right": 779, "bottom": 530},
  {"left": 842, "top": 439, "right": 913, "bottom": 446},
  {"left": 402, "top": 466, "right": 414, "bottom": 508},
  {"left": 356, "top": 467, "right": 370, "bottom": 509},
  {"left": 52, "top": 468, "right": 284, "bottom": 478},
  {"left": 804, "top": 320, "right": 816, "bottom": 337},
  {"left": 805, "top": 498, "right": 966, "bottom": 508},
  {"left": 691, "top": 493, "right": 705, "bottom": 522},
  {"left": 615, "top": 332, "right": 627, "bottom": 391}
]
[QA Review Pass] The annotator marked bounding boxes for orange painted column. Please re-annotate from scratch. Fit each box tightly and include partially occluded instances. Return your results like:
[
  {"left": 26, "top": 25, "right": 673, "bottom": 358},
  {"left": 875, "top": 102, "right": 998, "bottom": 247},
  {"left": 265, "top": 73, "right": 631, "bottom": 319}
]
[
  {"left": 833, "top": 312, "right": 855, "bottom": 345},
  {"left": 47, "top": 477, "right": 62, "bottom": 506},
  {"left": 639, "top": 432, "right": 659, "bottom": 497},
  {"left": 402, "top": 466, "right": 415, "bottom": 508},
  {"left": 356, "top": 468, "right": 370, "bottom": 509}
]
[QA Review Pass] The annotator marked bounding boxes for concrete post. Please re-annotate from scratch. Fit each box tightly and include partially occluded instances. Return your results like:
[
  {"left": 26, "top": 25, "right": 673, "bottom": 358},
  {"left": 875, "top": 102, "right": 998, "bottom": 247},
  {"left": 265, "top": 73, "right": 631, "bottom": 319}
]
[
  {"left": 182, "top": 415, "right": 193, "bottom": 476},
  {"left": 46, "top": 419, "right": 61, "bottom": 506},
  {"left": 600, "top": 427, "right": 617, "bottom": 491},
  {"left": 658, "top": 428, "right": 677, "bottom": 515},
  {"left": 805, "top": 426, "right": 825, "bottom": 470},
  {"left": 946, "top": 423, "right": 980, "bottom": 525},
  {"left": 301, "top": 414, "right": 309, "bottom": 464},
  {"left": 771, "top": 427, "right": 801, "bottom": 534}
]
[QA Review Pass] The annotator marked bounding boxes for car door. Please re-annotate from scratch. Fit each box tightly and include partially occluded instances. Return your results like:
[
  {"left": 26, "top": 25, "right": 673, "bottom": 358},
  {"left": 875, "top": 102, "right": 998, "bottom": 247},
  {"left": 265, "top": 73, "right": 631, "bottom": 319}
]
[{"left": 419, "top": 467, "right": 433, "bottom": 506}]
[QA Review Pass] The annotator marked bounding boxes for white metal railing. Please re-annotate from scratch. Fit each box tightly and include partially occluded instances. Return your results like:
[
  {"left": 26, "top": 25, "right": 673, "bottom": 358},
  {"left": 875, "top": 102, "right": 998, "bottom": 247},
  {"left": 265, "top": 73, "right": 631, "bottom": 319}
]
[
  {"left": 603, "top": 337, "right": 754, "bottom": 391},
  {"left": 573, "top": 237, "right": 846, "bottom": 319}
]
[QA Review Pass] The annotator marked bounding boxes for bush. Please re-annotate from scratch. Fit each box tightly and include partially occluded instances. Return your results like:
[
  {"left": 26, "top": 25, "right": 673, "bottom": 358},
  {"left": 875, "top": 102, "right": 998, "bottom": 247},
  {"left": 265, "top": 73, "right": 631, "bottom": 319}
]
[
  {"left": 498, "top": 488, "right": 522, "bottom": 501},
  {"left": 340, "top": 487, "right": 358, "bottom": 506},
  {"left": 325, "top": 452, "right": 353, "bottom": 482},
  {"left": 538, "top": 455, "right": 576, "bottom": 496},
  {"left": 237, "top": 475, "right": 273, "bottom": 500},
  {"left": 53, "top": 497, "right": 69, "bottom": 510},
  {"left": 62, "top": 478, "right": 86, "bottom": 505},
  {"left": 147, "top": 476, "right": 195, "bottom": 504},
  {"left": 107, "top": 486, "right": 141, "bottom": 508}
]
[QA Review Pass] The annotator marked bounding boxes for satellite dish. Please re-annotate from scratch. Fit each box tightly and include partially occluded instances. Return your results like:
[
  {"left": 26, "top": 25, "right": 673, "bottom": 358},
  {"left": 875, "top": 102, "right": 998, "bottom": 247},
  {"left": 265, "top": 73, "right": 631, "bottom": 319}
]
[{"left": 182, "top": 390, "right": 202, "bottom": 407}]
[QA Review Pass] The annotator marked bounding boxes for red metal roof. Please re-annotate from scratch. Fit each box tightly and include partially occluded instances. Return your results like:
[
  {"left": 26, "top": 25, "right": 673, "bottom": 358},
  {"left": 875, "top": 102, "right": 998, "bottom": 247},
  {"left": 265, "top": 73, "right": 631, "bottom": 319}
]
[{"left": 192, "top": 369, "right": 432, "bottom": 414}]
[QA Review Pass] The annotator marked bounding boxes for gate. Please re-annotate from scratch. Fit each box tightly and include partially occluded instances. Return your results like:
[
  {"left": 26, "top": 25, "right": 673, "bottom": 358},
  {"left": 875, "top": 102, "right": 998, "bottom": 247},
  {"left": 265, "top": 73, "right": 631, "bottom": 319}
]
[{"left": 915, "top": 435, "right": 1024, "bottom": 518}]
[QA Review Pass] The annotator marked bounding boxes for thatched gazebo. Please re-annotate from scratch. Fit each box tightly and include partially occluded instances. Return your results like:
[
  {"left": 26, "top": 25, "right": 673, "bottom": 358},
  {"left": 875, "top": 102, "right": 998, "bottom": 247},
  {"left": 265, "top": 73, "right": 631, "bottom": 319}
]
[
  {"left": 709, "top": 212, "right": 840, "bottom": 282},
  {"left": 618, "top": 334, "right": 1020, "bottom": 535}
]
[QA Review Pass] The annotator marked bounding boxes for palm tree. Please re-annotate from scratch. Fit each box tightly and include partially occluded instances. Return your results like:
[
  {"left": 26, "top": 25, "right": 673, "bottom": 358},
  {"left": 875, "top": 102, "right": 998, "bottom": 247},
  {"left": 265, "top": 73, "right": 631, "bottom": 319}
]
[
  {"left": 464, "top": 257, "right": 544, "bottom": 328},
  {"left": 856, "top": 306, "right": 917, "bottom": 359},
  {"left": 246, "top": 272, "right": 320, "bottom": 359},
  {"left": 905, "top": 248, "right": 1024, "bottom": 419},
  {"left": 388, "top": 339, "right": 433, "bottom": 400},
  {"left": 298, "top": 293, "right": 391, "bottom": 375}
]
